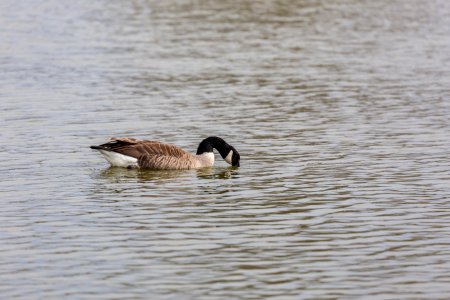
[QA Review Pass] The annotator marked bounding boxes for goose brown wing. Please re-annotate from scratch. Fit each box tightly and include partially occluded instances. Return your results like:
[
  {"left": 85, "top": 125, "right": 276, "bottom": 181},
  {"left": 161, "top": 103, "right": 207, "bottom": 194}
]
[
  {"left": 137, "top": 153, "right": 196, "bottom": 170},
  {"left": 99, "top": 138, "right": 190, "bottom": 159}
]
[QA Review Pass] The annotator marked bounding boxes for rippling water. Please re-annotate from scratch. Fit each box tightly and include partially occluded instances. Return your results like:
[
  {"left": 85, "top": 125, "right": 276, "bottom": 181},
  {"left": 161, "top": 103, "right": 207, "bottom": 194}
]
[{"left": 1, "top": 0, "right": 450, "bottom": 299}]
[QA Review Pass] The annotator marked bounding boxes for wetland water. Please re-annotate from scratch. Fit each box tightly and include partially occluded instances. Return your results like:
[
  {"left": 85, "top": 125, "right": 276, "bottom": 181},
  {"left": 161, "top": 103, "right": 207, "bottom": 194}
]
[{"left": 1, "top": 0, "right": 450, "bottom": 299}]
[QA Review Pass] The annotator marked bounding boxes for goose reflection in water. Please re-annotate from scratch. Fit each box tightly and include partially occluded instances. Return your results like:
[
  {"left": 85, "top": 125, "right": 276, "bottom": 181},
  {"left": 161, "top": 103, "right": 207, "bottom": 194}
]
[{"left": 96, "top": 166, "right": 239, "bottom": 182}]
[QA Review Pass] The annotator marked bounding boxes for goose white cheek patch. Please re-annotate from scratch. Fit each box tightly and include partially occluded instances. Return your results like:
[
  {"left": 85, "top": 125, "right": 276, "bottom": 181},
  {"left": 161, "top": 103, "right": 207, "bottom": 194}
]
[{"left": 224, "top": 150, "right": 233, "bottom": 164}]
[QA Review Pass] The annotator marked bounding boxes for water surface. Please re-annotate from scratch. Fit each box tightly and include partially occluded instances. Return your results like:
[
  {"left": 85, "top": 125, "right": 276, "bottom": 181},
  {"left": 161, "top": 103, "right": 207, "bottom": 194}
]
[{"left": 1, "top": 0, "right": 450, "bottom": 299}]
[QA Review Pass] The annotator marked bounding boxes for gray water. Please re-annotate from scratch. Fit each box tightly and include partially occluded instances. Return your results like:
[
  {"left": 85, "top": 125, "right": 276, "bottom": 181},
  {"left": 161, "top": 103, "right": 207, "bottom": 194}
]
[{"left": 1, "top": 0, "right": 450, "bottom": 299}]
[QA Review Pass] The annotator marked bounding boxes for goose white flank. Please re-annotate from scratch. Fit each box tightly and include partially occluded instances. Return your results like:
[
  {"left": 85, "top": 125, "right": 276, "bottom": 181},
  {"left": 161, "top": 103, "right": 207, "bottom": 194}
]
[{"left": 90, "top": 136, "right": 240, "bottom": 170}]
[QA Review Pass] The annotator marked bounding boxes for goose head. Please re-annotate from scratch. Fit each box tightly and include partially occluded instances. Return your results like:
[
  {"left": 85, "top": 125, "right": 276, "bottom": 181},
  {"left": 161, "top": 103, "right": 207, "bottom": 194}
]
[
  {"left": 197, "top": 136, "right": 241, "bottom": 167},
  {"left": 223, "top": 146, "right": 240, "bottom": 167}
]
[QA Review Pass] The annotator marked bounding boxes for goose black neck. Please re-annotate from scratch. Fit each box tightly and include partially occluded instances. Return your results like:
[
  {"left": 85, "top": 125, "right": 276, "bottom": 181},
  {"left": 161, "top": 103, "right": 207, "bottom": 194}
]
[{"left": 196, "top": 136, "right": 231, "bottom": 159}]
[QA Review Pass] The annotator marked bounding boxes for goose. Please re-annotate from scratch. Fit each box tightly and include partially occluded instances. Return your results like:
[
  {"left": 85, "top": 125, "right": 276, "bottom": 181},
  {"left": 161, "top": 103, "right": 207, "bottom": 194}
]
[{"left": 90, "top": 136, "right": 240, "bottom": 170}]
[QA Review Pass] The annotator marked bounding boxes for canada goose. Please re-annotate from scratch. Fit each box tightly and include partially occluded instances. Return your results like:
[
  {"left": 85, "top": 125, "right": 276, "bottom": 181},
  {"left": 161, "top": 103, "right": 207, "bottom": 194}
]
[{"left": 90, "top": 136, "right": 240, "bottom": 170}]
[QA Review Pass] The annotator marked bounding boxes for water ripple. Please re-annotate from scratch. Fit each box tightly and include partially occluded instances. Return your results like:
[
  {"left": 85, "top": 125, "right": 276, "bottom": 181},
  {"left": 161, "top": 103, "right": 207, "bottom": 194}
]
[{"left": 1, "top": 0, "right": 450, "bottom": 299}]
